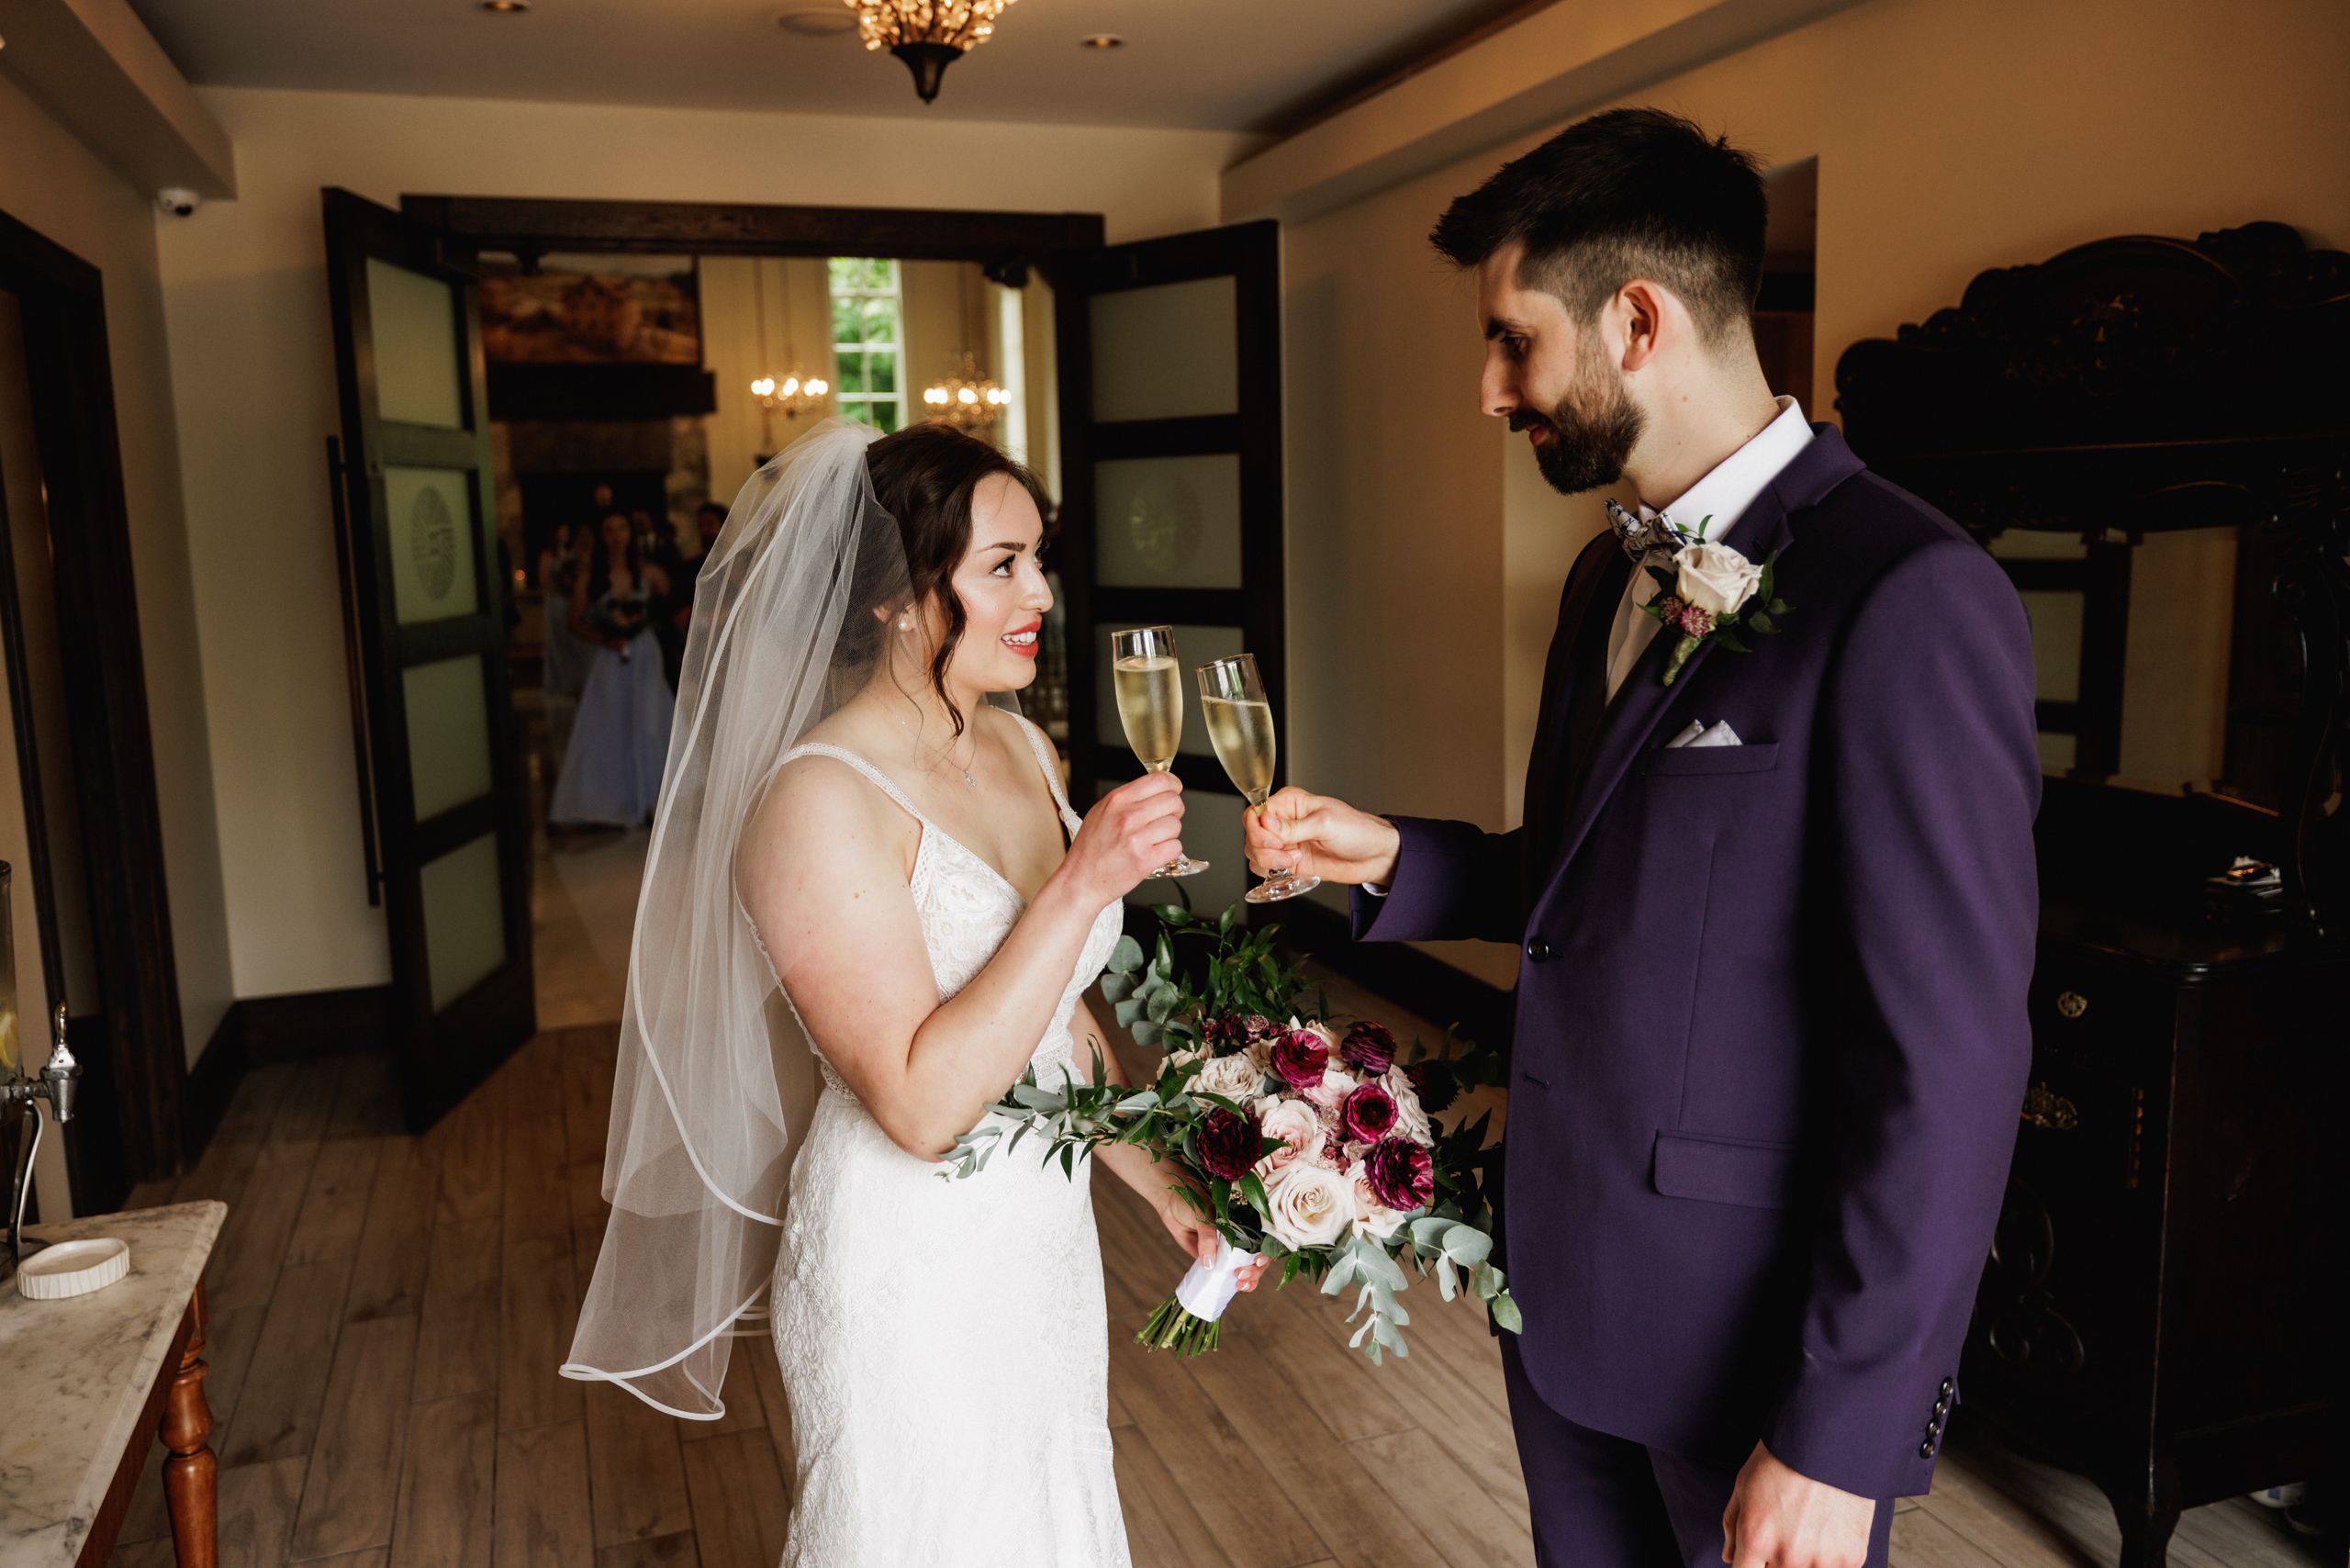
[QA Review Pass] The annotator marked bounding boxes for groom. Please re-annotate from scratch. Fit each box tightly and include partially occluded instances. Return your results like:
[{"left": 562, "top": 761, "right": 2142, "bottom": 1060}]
[{"left": 1247, "top": 109, "right": 2039, "bottom": 1568}]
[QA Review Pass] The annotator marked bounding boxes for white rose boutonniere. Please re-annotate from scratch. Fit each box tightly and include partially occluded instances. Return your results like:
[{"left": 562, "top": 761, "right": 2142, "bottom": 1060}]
[{"left": 1638, "top": 513, "right": 1793, "bottom": 686}]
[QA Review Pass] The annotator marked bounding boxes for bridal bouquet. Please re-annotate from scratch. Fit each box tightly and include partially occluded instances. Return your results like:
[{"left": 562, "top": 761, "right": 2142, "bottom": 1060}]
[{"left": 945, "top": 902, "right": 1519, "bottom": 1363}]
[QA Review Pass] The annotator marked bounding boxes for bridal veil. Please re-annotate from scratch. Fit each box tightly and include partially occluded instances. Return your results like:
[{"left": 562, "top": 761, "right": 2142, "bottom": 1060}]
[{"left": 563, "top": 420, "right": 906, "bottom": 1418}]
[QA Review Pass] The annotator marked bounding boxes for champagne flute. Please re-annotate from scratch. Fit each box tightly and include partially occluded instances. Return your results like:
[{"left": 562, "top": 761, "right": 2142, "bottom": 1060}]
[
  {"left": 1111, "top": 626, "right": 1208, "bottom": 879},
  {"left": 1196, "top": 653, "right": 1319, "bottom": 903}
]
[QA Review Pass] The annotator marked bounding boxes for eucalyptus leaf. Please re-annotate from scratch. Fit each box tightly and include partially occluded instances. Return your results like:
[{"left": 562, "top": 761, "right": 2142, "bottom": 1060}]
[
  {"left": 1100, "top": 975, "right": 1136, "bottom": 1003},
  {"left": 1146, "top": 984, "right": 1180, "bottom": 1025},
  {"left": 1490, "top": 1291, "right": 1524, "bottom": 1333},
  {"left": 1131, "top": 1020, "right": 1163, "bottom": 1048},
  {"left": 1441, "top": 1228, "right": 1493, "bottom": 1269},
  {"left": 1113, "top": 999, "right": 1145, "bottom": 1028},
  {"left": 1107, "top": 935, "right": 1145, "bottom": 973}
]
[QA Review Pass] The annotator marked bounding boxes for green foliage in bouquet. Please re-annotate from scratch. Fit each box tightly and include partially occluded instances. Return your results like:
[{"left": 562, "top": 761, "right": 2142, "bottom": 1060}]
[{"left": 944, "top": 902, "right": 1521, "bottom": 1364}]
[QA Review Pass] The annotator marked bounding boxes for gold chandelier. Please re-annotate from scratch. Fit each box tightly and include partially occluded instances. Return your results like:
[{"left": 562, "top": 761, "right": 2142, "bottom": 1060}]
[
  {"left": 846, "top": 0, "right": 1016, "bottom": 103},
  {"left": 749, "top": 261, "right": 828, "bottom": 420},
  {"left": 922, "top": 352, "right": 1012, "bottom": 431}
]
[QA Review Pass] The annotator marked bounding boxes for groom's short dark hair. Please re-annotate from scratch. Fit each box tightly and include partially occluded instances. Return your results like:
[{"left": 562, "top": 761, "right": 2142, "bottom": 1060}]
[{"left": 1430, "top": 107, "right": 1767, "bottom": 346}]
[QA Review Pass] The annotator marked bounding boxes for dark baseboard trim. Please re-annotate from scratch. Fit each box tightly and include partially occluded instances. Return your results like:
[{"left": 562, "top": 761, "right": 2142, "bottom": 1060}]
[
  {"left": 1276, "top": 898, "right": 1518, "bottom": 1052},
  {"left": 241, "top": 984, "right": 397, "bottom": 1063},
  {"left": 180, "top": 1005, "right": 250, "bottom": 1170},
  {"left": 173, "top": 983, "right": 396, "bottom": 1174}
]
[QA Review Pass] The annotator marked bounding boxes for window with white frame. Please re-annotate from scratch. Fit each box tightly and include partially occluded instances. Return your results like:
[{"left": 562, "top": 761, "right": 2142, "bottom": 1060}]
[{"left": 828, "top": 257, "right": 905, "bottom": 432}]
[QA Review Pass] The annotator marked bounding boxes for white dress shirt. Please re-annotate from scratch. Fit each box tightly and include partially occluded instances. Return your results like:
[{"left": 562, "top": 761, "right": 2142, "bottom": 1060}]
[{"left": 1604, "top": 396, "right": 1814, "bottom": 700}]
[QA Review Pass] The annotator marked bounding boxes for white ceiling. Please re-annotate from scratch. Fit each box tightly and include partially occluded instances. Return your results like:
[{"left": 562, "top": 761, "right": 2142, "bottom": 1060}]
[{"left": 124, "top": 0, "right": 1537, "bottom": 133}]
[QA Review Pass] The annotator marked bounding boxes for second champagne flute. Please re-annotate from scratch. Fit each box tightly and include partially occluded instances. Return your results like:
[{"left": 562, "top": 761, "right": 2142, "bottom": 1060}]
[
  {"left": 1111, "top": 625, "right": 1208, "bottom": 879},
  {"left": 1196, "top": 653, "right": 1320, "bottom": 903}
]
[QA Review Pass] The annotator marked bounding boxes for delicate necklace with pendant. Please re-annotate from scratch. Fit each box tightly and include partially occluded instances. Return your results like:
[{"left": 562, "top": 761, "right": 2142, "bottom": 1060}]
[{"left": 879, "top": 697, "right": 979, "bottom": 790}]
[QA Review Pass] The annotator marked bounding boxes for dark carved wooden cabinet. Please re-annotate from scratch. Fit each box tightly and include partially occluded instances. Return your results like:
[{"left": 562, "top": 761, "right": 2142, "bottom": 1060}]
[{"left": 1839, "top": 223, "right": 2350, "bottom": 1567}]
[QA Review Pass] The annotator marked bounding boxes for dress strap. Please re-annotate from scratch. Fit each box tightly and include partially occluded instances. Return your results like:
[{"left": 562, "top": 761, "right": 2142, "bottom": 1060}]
[
  {"left": 773, "top": 743, "right": 935, "bottom": 831},
  {"left": 1007, "top": 713, "right": 1081, "bottom": 831}
]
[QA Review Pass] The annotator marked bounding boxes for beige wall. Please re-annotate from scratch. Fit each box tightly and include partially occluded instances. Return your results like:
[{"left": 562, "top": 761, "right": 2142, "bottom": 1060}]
[
  {"left": 155, "top": 85, "right": 1257, "bottom": 999},
  {"left": 0, "top": 74, "right": 233, "bottom": 1070},
  {"left": 1277, "top": 0, "right": 2350, "bottom": 987}
]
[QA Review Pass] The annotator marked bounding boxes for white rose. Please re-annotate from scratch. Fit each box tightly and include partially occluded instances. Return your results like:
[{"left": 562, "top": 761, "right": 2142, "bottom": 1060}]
[
  {"left": 1254, "top": 1097, "right": 1326, "bottom": 1177},
  {"left": 1259, "top": 1159, "right": 1354, "bottom": 1250},
  {"left": 1382, "top": 1067, "right": 1433, "bottom": 1144},
  {"left": 1191, "top": 1052, "right": 1262, "bottom": 1103},
  {"left": 1673, "top": 541, "right": 1762, "bottom": 617}
]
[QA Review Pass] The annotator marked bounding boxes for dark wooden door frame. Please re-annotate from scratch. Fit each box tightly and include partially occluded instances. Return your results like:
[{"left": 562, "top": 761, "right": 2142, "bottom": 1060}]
[
  {"left": 0, "top": 206, "right": 188, "bottom": 1208},
  {"left": 398, "top": 195, "right": 1104, "bottom": 285},
  {"left": 324, "top": 188, "right": 540, "bottom": 1133},
  {"left": 1053, "top": 220, "right": 1287, "bottom": 803}
]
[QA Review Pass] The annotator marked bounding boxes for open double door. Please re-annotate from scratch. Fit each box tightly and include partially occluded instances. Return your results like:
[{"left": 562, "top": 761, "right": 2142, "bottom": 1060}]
[{"left": 322, "top": 188, "right": 1283, "bottom": 1127}]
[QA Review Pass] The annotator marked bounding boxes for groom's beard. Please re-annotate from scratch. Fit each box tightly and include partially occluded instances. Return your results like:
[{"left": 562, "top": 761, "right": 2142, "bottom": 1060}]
[{"left": 1510, "top": 354, "right": 1644, "bottom": 496}]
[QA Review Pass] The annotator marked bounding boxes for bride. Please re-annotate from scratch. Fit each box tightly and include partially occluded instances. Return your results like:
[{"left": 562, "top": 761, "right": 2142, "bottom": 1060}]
[{"left": 564, "top": 418, "right": 1261, "bottom": 1566}]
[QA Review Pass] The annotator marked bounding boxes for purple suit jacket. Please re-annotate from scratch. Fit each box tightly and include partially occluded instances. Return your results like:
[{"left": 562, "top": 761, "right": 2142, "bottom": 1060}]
[{"left": 1355, "top": 427, "right": 2038, "bottom": 1499}]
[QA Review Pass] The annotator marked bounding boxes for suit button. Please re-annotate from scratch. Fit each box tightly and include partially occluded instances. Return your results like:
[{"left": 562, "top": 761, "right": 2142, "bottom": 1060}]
[
  {"left": 1941, "top": 1379, "right": 1954, "bottom": 1397},
  {"left": 1933, "top": 1399, "right": 1949, "bottom": 1417},
  {"left": 1527, "top": 937, "right": 1553, "bottom": 962},
  {"left": 1919, "top": 1440, "right": 1936, "bottom": 1459}
]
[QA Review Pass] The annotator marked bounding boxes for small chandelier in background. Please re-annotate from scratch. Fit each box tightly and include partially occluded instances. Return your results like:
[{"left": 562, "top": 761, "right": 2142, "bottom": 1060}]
[
  {"left": 752, "top": 372, "right": 829, "bottom": 418},
  {"left": 922, "top": 353, "right": 1012, "bottom": 431},
  {"left": 749, "top": 261, "right": 829, "bottom": 422},
  {"left": 847, "top": 0, "right": 1016, "bottom": 104}
]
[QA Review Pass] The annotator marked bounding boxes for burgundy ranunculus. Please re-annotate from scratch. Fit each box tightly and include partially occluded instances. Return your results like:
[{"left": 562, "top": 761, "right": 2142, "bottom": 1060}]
[
  {"left": 1338, "top": 1081, "right": 1398, "bottom": 1144},
  {"left": 1363, "top": 1137, "right": 1435, "bottom": 1212},
  {"left": 1269, "top": 1028, "right": 1330, "bottom": 1090},
  {"left": 1196, "top": 1016, "right": 1230, "bottom": 1052},
  {"left": 1241, "top": 1014, "right": 1276, "bottom": 1045},
  {"left": 1404, "top": 1059, "right": 1459, "bottom": 1114},
  {"left": 1339, "top": 1021, "right": 1397, "bottom": 1075},
  {"left": 1193, "top": 1107, "right": 1262, "bottom": 1182}
]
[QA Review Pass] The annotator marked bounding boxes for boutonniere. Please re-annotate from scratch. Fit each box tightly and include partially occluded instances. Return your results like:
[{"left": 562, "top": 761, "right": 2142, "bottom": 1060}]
[{"left": 1630, "top": 510, "right": 1792, "bottom": 686}]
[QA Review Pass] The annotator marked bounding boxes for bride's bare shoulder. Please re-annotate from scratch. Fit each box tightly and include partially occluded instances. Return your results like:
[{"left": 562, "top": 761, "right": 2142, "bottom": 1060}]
[{"left": 746, "top": 732, "right": 917, "bottom": 871}]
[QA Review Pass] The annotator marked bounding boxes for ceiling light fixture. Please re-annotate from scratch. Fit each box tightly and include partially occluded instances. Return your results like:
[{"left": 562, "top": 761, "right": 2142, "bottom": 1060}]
[
  {"left": 921, "top": 353, "right": 1011, "bottom": 432},
  {"left": 1080, "top": 34, "right": 1122, "bottom": 49},
  {"left": 479, "top": 1, "right": 530, "bottom": 12},
  {"left": 847, "top": 0, "right": 1017, "bottom": 104}
]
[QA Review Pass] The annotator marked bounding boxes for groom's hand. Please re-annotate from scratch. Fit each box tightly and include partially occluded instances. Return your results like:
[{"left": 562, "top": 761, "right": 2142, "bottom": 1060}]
[
  {"left": 1721, "top": 1443, "right": 1874, "bottom": 1568},
  {"left": 1243, "top": 788, "right": 1402, "bottom": 887}
]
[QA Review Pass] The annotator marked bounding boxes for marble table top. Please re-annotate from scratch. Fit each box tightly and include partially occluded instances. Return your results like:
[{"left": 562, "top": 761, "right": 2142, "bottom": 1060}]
[{"left": 0, "top": 1201, "right": 226, "bottom": 1568}]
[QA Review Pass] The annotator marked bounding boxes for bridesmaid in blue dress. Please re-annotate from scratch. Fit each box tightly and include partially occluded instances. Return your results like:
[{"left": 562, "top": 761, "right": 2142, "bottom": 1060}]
[{"left": 550, "top": 510, "right": 676, "bottom": 826}]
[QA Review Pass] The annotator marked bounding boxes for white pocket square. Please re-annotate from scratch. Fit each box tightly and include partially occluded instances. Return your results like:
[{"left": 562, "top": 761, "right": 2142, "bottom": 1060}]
[{"left": 1664, "top": 720, "right": 1742, "bottom": 750}]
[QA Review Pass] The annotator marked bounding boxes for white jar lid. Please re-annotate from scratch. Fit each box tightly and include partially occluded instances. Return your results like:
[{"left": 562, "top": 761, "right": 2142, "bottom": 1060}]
[{"left": 16, "top": 1238, "right": 130, "bottom": 1299}]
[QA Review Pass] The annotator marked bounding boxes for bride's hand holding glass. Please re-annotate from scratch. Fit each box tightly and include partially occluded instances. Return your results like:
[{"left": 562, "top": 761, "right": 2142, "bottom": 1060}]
[{"left": 1058, "top": 771, "right": 1187, "bottom": 906}]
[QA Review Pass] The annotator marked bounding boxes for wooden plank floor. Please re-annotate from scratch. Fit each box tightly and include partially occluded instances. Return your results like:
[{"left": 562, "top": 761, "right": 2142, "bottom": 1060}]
[{"left": 111, "top": 1019, "right": 2326, "bottom": 1568}]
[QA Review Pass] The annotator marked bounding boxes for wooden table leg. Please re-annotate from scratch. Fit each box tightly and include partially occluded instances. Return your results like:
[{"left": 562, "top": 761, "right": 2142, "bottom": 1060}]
[{"left": 161, "top": 1280, "right": 218, "bottom": 1568}]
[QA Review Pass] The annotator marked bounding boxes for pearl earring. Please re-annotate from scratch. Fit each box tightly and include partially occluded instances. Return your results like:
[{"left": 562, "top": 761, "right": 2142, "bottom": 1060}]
[{"left": 899, "top": 615, "right": 913, "bottom": 631}]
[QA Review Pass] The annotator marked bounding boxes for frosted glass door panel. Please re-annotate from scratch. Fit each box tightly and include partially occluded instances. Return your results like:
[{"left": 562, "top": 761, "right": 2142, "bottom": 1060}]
[
  {"left": 1091, "top": 277, "right": 1237, "bottom": 422},
  {"left": 2018, "top": 589, "right": 2084, "bottom": 703},
  {"left": 1094, "top": 454, "right": 1242, "bottom": 589},
  {"left": 367, "top": 257, "right": 464, "bottom": 428},
  {"left": 1097, "top": 622, "right": 1243, "bottom": 759},
  {"left": 420, "top": 832, "right": 507, "bottom": 1012},
  {"left": 386, "top": 467, "right": 480, "bottom": 623},
  {"left": 404, "top": 655, "right": 494, "bottom": 820}
]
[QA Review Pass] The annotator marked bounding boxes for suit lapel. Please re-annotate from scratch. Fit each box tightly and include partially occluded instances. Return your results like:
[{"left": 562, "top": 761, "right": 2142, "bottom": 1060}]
[
  {"left": 1530, "top": 426, "right": 1864, "bottom": 919},
  {"left": 1524, "top": 533, "right": 1628, "bottom": 855}
]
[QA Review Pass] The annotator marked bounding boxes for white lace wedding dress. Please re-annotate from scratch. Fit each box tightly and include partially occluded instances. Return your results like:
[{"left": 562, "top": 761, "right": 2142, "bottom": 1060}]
[{"left": 764, "top": 717, "right": 1131, "bottom": 1568}]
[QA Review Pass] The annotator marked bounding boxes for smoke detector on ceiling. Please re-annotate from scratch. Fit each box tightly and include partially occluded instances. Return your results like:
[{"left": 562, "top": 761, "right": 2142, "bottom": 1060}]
[{"left": 778, "top": 9, "right": 859, "bottom": 36}]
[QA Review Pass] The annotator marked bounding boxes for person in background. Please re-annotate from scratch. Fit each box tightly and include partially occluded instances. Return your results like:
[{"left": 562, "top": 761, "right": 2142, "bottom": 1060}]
[
  {"left": 633, "top": 509, "right": 689, "bottom": 689},
  {"left": 549, "top": 510, "right": 674, "bottom": 827}
]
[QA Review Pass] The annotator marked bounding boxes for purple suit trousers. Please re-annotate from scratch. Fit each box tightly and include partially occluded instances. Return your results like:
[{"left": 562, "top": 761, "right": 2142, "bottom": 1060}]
[{"left": 1354, "top": 427, "right": 2039, "bottom": 1501}]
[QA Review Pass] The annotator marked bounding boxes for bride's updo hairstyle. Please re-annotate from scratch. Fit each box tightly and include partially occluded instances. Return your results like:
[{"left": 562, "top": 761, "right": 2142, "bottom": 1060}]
[{"left": 863, "top": 421, "right": 1055, "bottom": 737}]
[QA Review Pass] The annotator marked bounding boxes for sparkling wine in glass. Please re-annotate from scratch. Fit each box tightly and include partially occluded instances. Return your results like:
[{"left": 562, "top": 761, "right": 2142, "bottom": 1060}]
[
  {"left": 1111, "top": 626, "right": 1207, "bottom": 879},
  {"left": 1196, "top": 653, "right": 1318, "bottom": 903}
]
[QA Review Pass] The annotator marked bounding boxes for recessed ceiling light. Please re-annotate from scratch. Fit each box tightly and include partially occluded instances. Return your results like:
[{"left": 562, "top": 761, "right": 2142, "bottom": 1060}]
[
  {"left": 480, "top": 1, "right": 529, "bottom": 11},
  {"left": 1080, "top": 34, "right": 1124, "bottom": 49},
  {"left": 778, "top": 8, "right": 858, "bottom": 35}
]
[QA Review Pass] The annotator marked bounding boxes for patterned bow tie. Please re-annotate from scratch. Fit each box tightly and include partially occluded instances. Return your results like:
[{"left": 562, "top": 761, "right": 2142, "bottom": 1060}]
[{"left": 1606, "top": 498, "right": 1684, "bottom": 564}]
